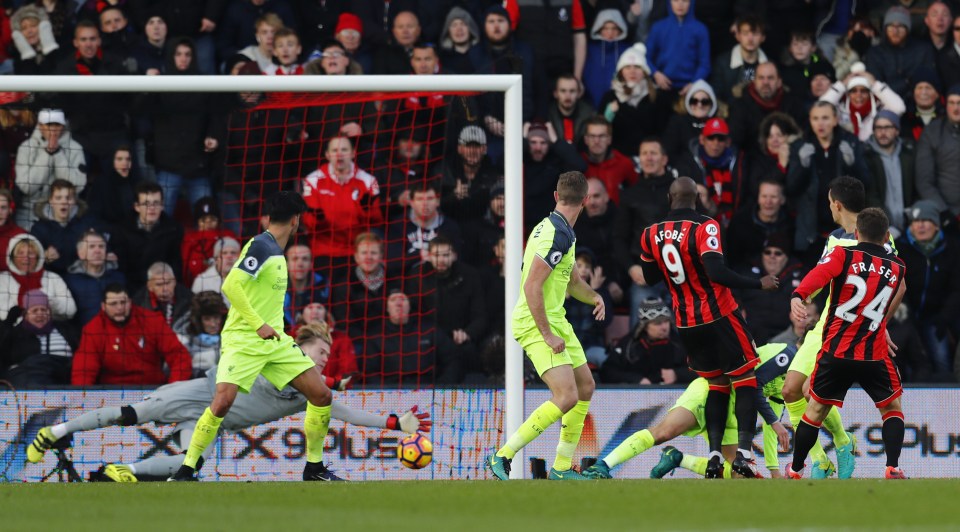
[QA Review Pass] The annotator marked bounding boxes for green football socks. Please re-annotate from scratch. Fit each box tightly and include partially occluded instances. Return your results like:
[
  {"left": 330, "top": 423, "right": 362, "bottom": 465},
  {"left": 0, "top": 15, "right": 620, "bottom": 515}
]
[
  {"left": 553, "top": 400, "right": 590, "bottom": 471},
  {"left": 603, "top": 429, "right": 655, "bottom": 468},
  {"left": 304, "top": 402, "right": 332, "bottom": 463},
  {"left": 183, "top": 408, "right": 222, "bottom": 469},
  {"left": 497, "top": 400, "right": 564, "bottom": 460}
]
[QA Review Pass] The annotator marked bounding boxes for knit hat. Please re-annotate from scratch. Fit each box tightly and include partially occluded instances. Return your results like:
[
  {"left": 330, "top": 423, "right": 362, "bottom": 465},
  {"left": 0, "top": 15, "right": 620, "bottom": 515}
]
[
  {"left": 807, "top": 57, "right": 836, "bottom": 83},
  {"left": 484, "top": 5, "right": 511, "bottom": 25},
  {"left": 193, "top": 196, "right": 220, "bottom": 222},
  {"left": 875, "top": 109, "right": 901, "bottom": 130},
  {"left": 911, "top": 66, "right": 942, "bottom": 94},
  {"left": 575, "top": 247, "right": 596, "bottom": 267},
  {"left": 616, "top": 42, "right": 650, "bottom": 76},
  {"left": 459, "top": 124, "right": 487, "bottom": 145},
  {"left": 883, "top": 6, "right": 911, "bottom": 30},
  {"left": 636, "top": 297, "right": 671, "bottom": 332},
  {"left": 335, "top": 13, "right": 363, "bottom": 36},
  {"left": 527, "top": 121, "right": 549, "bottom": 142},
  {"left": 947, "top": 84, "right": 960, "bottom": 98},
  {"left": 907, "top": 200, "right": 941, "bottom": 224},
  {"left": 21, "top": 288, "right": 48, "bottom": 310},
  {"left": 763, "top": 232, "right": 793, "bottom": 255}
]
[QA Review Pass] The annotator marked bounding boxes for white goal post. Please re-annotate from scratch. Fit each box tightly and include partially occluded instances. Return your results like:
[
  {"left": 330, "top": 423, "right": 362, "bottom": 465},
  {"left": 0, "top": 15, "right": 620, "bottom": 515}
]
[{"left": 1, "top": 74, "right": 528, "bottom": 478}]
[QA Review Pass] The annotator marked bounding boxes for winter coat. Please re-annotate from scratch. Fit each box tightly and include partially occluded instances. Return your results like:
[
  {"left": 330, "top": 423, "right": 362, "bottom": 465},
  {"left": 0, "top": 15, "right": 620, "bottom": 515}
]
[
  {"left": 0, "top": 220, "right": 25, "bottom": 273},
  {"left": 215, "top": 0, "right": 296, "bottom": 62},
  {"left": 598, "top": 87, "right": 669, "bottom": 159},
  {"left": 132, "top": 282, "right": 194, "bottom": 327},
  {"left": 468, "top": 35, "right": 537, "bottom": 121},
  {"left": 727, "top": 87, "right": 806, "bottom": 151},
  {"left": 0, "top": 307, "right": 78, "bottom": 387},
  {"left": 601, "top": 333, "right": 690, "bottom": 384},
  {"left": 383, "top": 213, "right": 463, "bottom": 277},
  {"left": 937, "top": 45, "right": 960, "bottom": 92},
  {"left": 63, "top": 259, "right": 126, "bottom": 325},
  {"left": 360, "top": 318, "right": 435, "bottom": 386},
  {"left": 9, "top": 4, "right": 61, "bottom": 75},
  {"left": 522, "top": 141, "right": 587, "bottom": 233},
  {"left": 30, "top": 199, "right": 109, "bottom": 274},
  {"left": 645, "top": 0, "right": 710, "bottom": 86},
  {"left": 865, "top": 38, "right": 937, "bottom": 100},
  {"left": 662, "top": 80, "right": 721, "bottom": 160},
  {"left": 819, "top": 80, "right": 906, "bottom": 142},
  {"left": 110, "top": 212, "right": 184, "bottom": 293},
  {"left": 0, "top": 233, "right": 75, "bottom": 321},
  {"left": 72, "top": 305, "right": 192, "bottom": 386},
  {"left": 724, "top": 206, "right": 795, "bottom": 270},
  {"left": 14, "top": 126, "right": 86, "bottom": 230},
  {"left": 735, "top": 259, "right": 807, "bottom": 344},
  {"left": 916, "top": 117, "right": 960, "bottom": 215},
  {"left": 895, "top": 230, "right": 960, "bottom": 323},
  {"left": 547, "top": 99, "right": 596, "bottom": 147},
  {"left": 180, "top": 228, "right": 238, "bottom": 286},
  {"left": 582, "top": 148, "right": 638, "bottom": 205},
  {"left": 710, "top": 45, "right": 769, "bottom": 103},
  {"left": 613, "top": 169, "right": 678, "bottom": 272},
  {"left": 863, "top": 136, "right": 917, "bottom": 227},
  {"left": 583, "top": 9, "right": 628, "bottom": 108}
]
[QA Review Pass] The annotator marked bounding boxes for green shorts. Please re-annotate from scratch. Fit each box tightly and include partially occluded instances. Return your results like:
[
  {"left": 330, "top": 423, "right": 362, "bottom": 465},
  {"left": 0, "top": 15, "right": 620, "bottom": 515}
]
[
  {"left": 513, "top": 319, "right": 586, "bottom": 377},
  {"left": 216, "top": 332, "right": 316, "bottom": 393},
  {"left": 671, "top": 378, "right": 738, "bottom": 446},
  {"left": 789, "top": 321, "right": 824, "bottom": 377}
]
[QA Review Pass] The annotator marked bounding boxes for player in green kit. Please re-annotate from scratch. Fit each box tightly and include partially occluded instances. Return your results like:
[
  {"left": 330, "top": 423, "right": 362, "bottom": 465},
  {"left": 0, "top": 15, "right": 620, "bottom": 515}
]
[
  {"left": 487, "top": 171, "right": 605, "bottom": 481},
  {"left": 169, "top": 191, "right": 340, "bottom": 481},
  {"left": 781, "top": 176, "right": 895, "bottom": 479}
]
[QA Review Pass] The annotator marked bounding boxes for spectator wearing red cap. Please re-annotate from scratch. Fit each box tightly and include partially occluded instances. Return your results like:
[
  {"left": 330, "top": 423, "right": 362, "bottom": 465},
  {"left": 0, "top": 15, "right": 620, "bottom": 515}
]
[{"left": 675, "top": 117, "right": 750, "bottom": 227}]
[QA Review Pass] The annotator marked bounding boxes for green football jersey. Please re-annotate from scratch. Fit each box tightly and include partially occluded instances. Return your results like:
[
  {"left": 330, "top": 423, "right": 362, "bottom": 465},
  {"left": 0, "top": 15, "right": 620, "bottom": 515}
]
[
  {"left": 222, "top": 231, "right": 288, "bottom": 340},
  {"left": 512, "top": 211, "right": 577, "bottom": 331}
]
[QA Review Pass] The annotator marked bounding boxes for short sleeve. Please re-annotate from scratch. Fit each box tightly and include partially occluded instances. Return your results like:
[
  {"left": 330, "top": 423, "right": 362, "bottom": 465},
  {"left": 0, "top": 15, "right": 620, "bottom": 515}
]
[
  {"left": 533, "top": 222, "right": 572, "bottom": 270},
  {"left": 235, "top": 239, "right": 272, "bottom": 278},
  {"left": 696, "top": 220, "right": 723, "bottom": 256}
]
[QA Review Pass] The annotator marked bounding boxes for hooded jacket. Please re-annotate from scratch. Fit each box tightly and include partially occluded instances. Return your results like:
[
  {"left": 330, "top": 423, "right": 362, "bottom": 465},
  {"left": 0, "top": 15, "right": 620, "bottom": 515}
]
[
  {"left": 0, "top": 233, "right": 76, "bottom": 321},
  {"left": 645, "top": 0, "right": 710, "bottom": 86},
  {"left": 583, "top": 9, "right": 628, "bottom": 108},
  {"left": 10, "top": 4, "right": 60, "bottom": 75},
  {"left": 14, "top": 125, "right": 86, "bottom": 230},
  {"left": 662, "top": 79, "right": 720, "bottom": 160},
  {"left": 439, "top": 7, "right": 480, "bottom": 75}
]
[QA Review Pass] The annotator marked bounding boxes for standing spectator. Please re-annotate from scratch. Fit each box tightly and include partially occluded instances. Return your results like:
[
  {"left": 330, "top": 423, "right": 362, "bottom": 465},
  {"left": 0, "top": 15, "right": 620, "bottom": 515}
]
[
  {"left": 747, "top": 112, "right": 801, "bottom": 191},
  {"left": 548, "top": 74, "right": 595, "bottom": 147},
  {"left": 268, "top": 27, "right": 304, "bottom": 75},
  {"left": 380, "top": 130, "right": 438, "bottom": 220},
  {"left": 924, "top": 1, "right": 953, "bottom": 52},
  {"left": 787, "top": 101, "right": 872, "bottom": 254},
  {"left": 0, "top": 289, "right": 78, "bottom": 388},
  {"left": 727, "top": 62, "right": 806, "bottom": 152},
  {"left": 896, "top": 200, "right": 960, "bottom": 376},
  {"left": 735, "top": 234, "right": 806, "bottom": 344},
  {"left": 522, "top": 122, "right": 587, "bottom": 232},
  {"left": 601, "top": 297, "right": 690, "bottom": 385},
  {"left": 461, "top": 183, "right": 504, "bottom": 268},
  {"left": 173, "top": 290, "right": 227, "bottom": 378},
  {"left": 360, "top": 289, "right": 435, "bottom": 386},
  {"left": 86, "top": 145, "right": 135, "bottom": 225},
  {"left": 144, "top": 37, "right": 224, "bottom": 215},
  {"left": 349, "top": 0, "right": 419, "bottom": 49},
  {"left": 283, "top": 243, "right": 329, "bottom": 327},
  {"left": 662, "top": 79, "right": 722, "bottom": 161},
  {"left": 216, "top": 0, "right": 296, "bottom": 66},
  {"left": 710, "top": 14, "right": 769, "bottom": 103},
  {"left": 936, "top": 14, "right": 960, "bottom": 90},
  {"left": 819, "top": 64, "right": 906, "bottom": 142},
  {"left": 582, "top": 8, "right": 628, "bottom": 109},
  {"left": 330, "top": 232, "right": 394, "bottom": 342},
  {"left": 645, "top": 0, "right": 710, "bottom": 99},
  {"left": 598, "top": 43, "right": 667, "bottom": 159},
  {"left": 438, "top": 6, "right": 479, "bottom": 75},
  {"left": 191, "top": 237, "right": 240, "bottom": 303},
  {"left": 64, "top": 229, "right": 125, "bottom": 325},
  {"left": 916, "top": 85, "right": 960, "bottom": 217},
  {"left": 127, "top": 1, "right": 223, "bottom": 75},
  {"left": 373, "top": 10, "right": 421, "bottom": 75},
  {"left": 39, "top": 0, "right": 79, "bottom": 50},
  {"left": 97, "top": 5, "right": 136, "bottom": 62},
  {"left": 564, "top": 248, "right": 613, "bottom": 367},
  {"left": 675, "top": 117, "right": 750, "bottom": 227},
  {"left": 71, "top": 283, "right": 191, "bottom": 386},
  {"left": 901, "top": 67, "right": 945, "bottom": 142},
  {"left": 133, "top": 261, "right": 193, "bottom": 327},
  {"left": 234, "top": 13, "right": 283, "bottom": 73},
  {"left": 0, "top": 189, "right": 25, "bottom": 273},
  {"left": 384, "top": 183, "right": 463, "bottom": 275},
  {"left": 864, "top": 110, "right": 917, "bottom": 234},
  {"left": 866, "top": 5, "right": 937, "bottom": 100},
  {"left": 301, "top": 136, "right": 382, "bottom": 268},
  {"left": 0, "top": 106, "right": 35, "bottom": 190},
  {"left": 726, "top": 179, "right": 795, "bottom": 271},
  {"left": 180, "top": 197, "right": 238, "bottom": 287},
  {"left": 780, "top": 30, "right": 836, "bottom": 101},
  {"left": 10, "top": 4, "right": 61, "bottom": 75},
  {"left": 580, "top": 115, "right": 637, "bottom": 205},
  {"left": 14, "top": 109, "right": 86, "bottom": 231},
  {"left": 441, "top": 125, "right": 499, "bottom": 223},
  {"left": 111, "top": 182, "right": 183, "bottom": 293},
  {"left": 514, "top": 0, "right": 586, "bottom": 87},
  {"left": 614, "top": 137, "right": 677, "bottom": 327},
  {"left": 30, "top": 179, "right": 108, "bottom": 274},
  {"left": 0, "top": 233, "right": 75, "bottom": 321},
  {"left": 52, "top": 21, "right": 131, "bottom": 176},
  {"left": 129, "top": 10, "right": 167, "bottom": 75}
]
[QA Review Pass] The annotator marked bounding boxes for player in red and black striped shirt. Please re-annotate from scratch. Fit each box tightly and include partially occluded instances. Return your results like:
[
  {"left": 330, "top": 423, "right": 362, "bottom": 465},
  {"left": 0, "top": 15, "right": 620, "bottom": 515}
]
[
  {"left": 639, "top": 177, "right": 778, "bottom": 478},
  {"left": 787, "top": 208, "right": 909, "bottom": 479}
]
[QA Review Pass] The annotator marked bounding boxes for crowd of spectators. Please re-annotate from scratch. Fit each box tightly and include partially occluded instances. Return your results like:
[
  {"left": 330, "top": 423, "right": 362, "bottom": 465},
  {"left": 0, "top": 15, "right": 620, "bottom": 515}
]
[{"left": 2, "top": 0, "right": 960, "bottom": 389}]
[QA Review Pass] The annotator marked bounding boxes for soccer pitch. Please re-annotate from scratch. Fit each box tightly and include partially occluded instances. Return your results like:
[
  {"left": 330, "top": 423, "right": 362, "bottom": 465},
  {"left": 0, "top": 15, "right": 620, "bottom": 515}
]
[{"left": 3, "top": 480, "right": 957, "bottom": 531}]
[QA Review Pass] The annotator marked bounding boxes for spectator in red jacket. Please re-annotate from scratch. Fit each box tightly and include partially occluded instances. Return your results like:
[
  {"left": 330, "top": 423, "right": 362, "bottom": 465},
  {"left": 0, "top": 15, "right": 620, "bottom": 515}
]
[
  {"left": 180, "top": 197, "right": 238, "bottom": 286},
  {"left": 301, "top": 135, "right": 382, "bottom": 270},
  {"left": 580, "top": 115, "right": 637, "bottom": 205},
  {"left": 72, "top": 283, "right": 191, "bottom": 386}
]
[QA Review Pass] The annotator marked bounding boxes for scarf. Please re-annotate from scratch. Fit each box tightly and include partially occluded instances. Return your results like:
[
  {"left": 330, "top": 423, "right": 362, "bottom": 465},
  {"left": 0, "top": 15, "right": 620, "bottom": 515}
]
[
  {"left": 11, "top": 269, "right": 42, "bottom": 309},
  {"left": 75, "top": 49, "right": 103, "bottom": 75},
  {"left": 21, "top": 316, "right": 53, "bottom": 336},
  {"left": 747, "top": 83, "right": 783, "bottom": 112},
  {"left": 356, "top": 266, "right": 385, "bottom": 292},
  {"left": 612, "top": 78, "right": 649, "bottom": 108},
  {"left": 848, "top": 99, "right": 872, "bottom": 138},
  {"left": 916, "top": 230, "right": 943, "bottom": 257},
  {"left": 698, "top": 146, "right": 737, "bottom": 222}
]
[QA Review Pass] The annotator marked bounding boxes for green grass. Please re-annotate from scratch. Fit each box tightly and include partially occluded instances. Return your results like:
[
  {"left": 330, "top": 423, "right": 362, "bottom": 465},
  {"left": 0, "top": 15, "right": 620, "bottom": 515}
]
[{"left": 2, "top": 480, "right": 956, "bottom": 531}]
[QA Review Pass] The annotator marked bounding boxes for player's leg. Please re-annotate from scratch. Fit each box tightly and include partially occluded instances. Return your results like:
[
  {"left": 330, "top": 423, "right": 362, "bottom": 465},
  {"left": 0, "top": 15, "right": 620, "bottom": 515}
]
[
  {"left": 879, "top": 398, "right": 906, "bottom": 479},
  {"left": 721, "top": 310, "right": 762, "bottom": 478},
  {"left": 587, "top": 405, "right": 698, "bottom": 479},
  {"left": 866, "top": 357, "right": 906, "bottom": 478},
  {"left": 551, "top": 328, "right": 593, "bottom": 479},
  {"left": 171, "top": 381, "right": 238, "bottom": 480},
  {"left": 788, "top": 356, "right": 850, "bottom": 478},
  {"left": 703, "top": 375, "right": 731, "bottom": 478},
  {"left": 282, "top": 353, "right": 338, "bottom": 481},
  {"left": 27, "top": 405, "right": 137, "bottom": 463},
  {"left": 788, "top": 399, "right": 830, "bottom": 477},
  {"left": 784, "top": 373, "right": 833, "bottom": 473}
]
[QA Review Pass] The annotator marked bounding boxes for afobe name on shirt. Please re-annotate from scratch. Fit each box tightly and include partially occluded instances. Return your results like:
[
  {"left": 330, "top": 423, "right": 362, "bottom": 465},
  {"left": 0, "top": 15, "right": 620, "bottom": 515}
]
[{"left": 654, "top": 229, "right": 687, "bottom": 245}]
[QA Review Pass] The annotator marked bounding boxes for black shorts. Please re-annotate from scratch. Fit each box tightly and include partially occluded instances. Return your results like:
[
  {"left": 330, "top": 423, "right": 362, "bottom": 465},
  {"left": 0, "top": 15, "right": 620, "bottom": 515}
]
[
  {"left": 678, "top": 309, "right": 759, "bottom": 378},
  {"left": 809, "top": 353, "right": 903, "bottom": 408}
]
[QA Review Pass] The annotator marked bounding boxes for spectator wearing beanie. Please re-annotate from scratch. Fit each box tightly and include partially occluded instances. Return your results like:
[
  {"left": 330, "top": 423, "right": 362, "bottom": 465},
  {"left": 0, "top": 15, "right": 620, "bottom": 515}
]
[
  {"left": 438, "top": 7, "right": 479, "bottom": 75},
  {"left": 601, "top": 297, "right": 692, "bottom": 385},
  {"left": 129, "top": 8, "right": 166, "bottom": 75},
  {"left": 864, "top": 109, "right": 916, "bottom": 234},
  {"left": 901, "top": 66, "right": 945, "bottom": 142},
  {"left": 333, "top": 12, "right": 372, "bottom": 75},
  {"left": 598, "top": 42, "right": 669, "bottom": 159},
  {"left": 9, "top": 4, "right": 61, "bottom": 75},
  {"left": 866, "top": 5, "right": 937, "bottom": 100},
  {"left": 0, "top": 289, "right": 79, "bottom": 388}
]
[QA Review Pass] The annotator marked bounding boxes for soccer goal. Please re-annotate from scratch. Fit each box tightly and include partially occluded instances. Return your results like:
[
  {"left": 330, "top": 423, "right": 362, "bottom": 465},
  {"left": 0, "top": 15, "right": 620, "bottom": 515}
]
[{"left": 1, "top": 75, "right": 528, "bottom": 480}]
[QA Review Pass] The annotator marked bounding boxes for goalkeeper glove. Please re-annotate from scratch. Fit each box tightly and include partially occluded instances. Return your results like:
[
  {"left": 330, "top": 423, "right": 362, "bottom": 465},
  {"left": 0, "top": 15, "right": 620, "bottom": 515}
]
[
  {"left": 324, "top": 373, "right": 356, "bottom": 392},
  {"left": 387, "top": 405, "right": 432, "bottom": 433}
]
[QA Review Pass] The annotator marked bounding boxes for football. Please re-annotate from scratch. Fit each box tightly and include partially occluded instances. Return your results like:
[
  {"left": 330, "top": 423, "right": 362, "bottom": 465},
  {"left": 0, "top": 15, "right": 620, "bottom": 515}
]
[{"left": 397, "top": 433, "right": 433, "bottom": 469}]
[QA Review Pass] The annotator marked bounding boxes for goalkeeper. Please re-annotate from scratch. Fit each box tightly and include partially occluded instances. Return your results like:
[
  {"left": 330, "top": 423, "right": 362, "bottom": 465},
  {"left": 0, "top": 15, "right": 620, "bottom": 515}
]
[
  {"left": 26, "top": 323, "right": 432, "bottom": 482},
  {"left": 583, "top": 342, "right": 808, "bottom": 479}
]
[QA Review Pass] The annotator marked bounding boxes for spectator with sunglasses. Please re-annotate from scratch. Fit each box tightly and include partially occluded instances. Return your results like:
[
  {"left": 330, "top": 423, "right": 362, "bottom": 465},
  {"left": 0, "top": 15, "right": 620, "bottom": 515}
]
[
  {"left": 734, "top": 234, "right": 806, "bottom": 345},
  {"left": 675, "top": 117, "right": 750, "bottom": 227},
  {"left": 662, "top": 79, "right": 722, "bottom": 162}
]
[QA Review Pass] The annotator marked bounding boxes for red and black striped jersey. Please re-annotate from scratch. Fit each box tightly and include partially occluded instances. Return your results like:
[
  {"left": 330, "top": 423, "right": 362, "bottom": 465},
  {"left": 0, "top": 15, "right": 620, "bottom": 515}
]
[
  {"left": 793, "top": 242, "right": 906, "bottom": 361},
  {"left": 639, "top": 208, "right": 739, "bottom": 327}
]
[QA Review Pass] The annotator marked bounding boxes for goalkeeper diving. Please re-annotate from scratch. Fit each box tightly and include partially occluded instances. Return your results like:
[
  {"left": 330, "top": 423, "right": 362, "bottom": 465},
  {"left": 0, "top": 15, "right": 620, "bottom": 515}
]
[{"left": 25, "top": 323, "right": 431, "bottom": 482}]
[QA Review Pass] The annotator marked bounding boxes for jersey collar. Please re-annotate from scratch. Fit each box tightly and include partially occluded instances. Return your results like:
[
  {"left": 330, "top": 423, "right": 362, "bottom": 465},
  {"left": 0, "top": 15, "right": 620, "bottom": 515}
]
[{"left": 550, "top": 210, "right": 572, "bottom": 227}]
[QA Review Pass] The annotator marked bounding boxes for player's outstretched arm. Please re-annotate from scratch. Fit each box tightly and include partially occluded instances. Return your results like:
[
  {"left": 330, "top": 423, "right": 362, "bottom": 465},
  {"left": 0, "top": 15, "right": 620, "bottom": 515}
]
[
  {"left": 702, "top": 253, "right": 778, "bottom": 290},
  {"left": 330, "top": 403, "right": 431, "bottom": 433}
]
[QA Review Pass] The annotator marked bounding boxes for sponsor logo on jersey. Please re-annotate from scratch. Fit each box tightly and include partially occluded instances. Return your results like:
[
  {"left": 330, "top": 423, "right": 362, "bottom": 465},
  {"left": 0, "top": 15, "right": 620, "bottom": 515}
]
[
  {"left": 705, "top": 224, "right": 718, "bottom": 236},
  {"left": 706, "top": 236, "right": 719, "bottom": 250},
  {"left": 244, "top": 256, "right": 259, "bottom": 270},
  {"left": 549, "top": 251, "right": 563, "bottom": 265}
]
